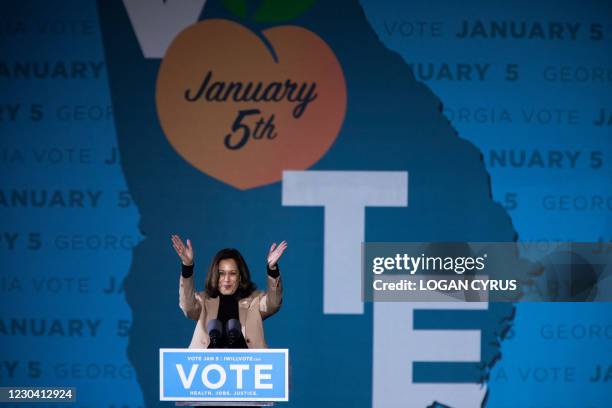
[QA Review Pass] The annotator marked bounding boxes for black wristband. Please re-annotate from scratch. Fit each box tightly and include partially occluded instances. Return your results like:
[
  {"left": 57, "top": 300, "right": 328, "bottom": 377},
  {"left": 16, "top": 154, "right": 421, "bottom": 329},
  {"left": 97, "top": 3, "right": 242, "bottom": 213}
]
[
  {"left": 181, "top": 263, "right": 194, "bottom": 278},
  {"left": 267, "top": 264, "right": 280, "bottom": 279}
]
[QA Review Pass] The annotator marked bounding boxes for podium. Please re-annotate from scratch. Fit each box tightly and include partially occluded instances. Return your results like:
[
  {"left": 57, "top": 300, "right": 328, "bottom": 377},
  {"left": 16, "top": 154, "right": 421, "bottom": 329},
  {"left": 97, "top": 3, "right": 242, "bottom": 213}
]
[
  {"left": 160, "top": 349, "right": 289, "bottom": 405},
  {"left": 175, "top": 403, "right": 273, "bottom": 406}
]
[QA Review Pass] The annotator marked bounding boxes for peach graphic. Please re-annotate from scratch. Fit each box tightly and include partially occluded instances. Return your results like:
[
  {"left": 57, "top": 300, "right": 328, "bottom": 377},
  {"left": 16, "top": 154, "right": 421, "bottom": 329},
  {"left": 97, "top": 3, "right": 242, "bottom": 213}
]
[{"left": 156, "top": 19, "right": 347, "bottom": 190}]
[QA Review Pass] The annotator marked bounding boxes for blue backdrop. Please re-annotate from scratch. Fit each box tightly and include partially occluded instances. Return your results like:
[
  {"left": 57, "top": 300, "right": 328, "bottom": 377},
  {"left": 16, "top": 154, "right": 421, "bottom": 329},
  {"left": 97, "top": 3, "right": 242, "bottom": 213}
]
[{"left": 1, "top": 1, "right": 610, "bottom": 407}]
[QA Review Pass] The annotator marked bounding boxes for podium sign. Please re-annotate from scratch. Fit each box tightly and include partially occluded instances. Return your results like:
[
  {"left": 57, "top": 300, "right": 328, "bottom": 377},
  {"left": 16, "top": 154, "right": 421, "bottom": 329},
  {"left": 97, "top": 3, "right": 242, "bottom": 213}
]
[{"left": 160, "top": 349, "right": 289, "bottom": 402}]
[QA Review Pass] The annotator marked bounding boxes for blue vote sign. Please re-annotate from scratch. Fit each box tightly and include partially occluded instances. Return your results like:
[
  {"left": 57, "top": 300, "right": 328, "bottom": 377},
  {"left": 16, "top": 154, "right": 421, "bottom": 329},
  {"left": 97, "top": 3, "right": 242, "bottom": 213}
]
[{"left": 159, "top": 349, "right": 289, "bottom": 402}]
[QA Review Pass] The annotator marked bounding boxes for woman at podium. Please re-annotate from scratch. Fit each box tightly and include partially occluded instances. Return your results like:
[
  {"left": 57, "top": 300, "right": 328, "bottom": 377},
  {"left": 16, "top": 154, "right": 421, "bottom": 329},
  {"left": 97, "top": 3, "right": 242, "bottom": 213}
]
[{"left": 171, "top": 235, "right": 286, "bottom": 349}]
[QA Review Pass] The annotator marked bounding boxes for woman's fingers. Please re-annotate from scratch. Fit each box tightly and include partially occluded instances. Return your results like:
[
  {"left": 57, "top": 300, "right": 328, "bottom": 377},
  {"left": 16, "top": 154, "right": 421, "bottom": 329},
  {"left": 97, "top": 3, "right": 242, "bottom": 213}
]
[
  {"left": 172, "top": 234, "right": 184, "bottom": 247},
  {"left": 171, "top": 235, "right": 181, "bottom": 249},
  {"left": 172, "top": 243, "right": 183, "bottom": 257},
  {"left": 269, "top": 241, "right": 288, "bottom": 256},
  {"left": 171, "top": 234, "right": 194, "bottom": 266},
  {"left": 173, "top": 239, "right": 183, "bottom": 252},
  {"left": 171, "top": 234, "right": 187, "bottom": 258},
  {"left": 267, "top": 240, "right": 288, "bottom": 267}
]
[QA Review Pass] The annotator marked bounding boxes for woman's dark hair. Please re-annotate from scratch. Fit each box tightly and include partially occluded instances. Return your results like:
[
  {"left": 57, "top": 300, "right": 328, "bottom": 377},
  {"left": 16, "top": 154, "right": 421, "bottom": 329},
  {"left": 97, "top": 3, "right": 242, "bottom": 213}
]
[{"left": 204, "top": 248, "right": 256, "bottom": 298}]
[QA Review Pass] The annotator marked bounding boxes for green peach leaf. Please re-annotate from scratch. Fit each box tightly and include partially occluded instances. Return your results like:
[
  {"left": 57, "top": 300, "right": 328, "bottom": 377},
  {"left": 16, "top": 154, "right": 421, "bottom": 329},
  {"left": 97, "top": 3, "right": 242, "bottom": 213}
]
[{"left": 253, "top": 0, "right": 316, "bottom": 23}]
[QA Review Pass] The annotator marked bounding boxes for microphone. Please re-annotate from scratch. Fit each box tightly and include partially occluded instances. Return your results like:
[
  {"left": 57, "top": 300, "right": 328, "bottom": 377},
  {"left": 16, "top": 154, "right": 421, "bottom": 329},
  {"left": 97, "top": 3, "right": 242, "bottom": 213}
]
[
  {"left": 207, "top": 319, "right": 223, "bottom": 348},
  {"left": 226, "top": 319, "right": 244, "bottom": 348}
]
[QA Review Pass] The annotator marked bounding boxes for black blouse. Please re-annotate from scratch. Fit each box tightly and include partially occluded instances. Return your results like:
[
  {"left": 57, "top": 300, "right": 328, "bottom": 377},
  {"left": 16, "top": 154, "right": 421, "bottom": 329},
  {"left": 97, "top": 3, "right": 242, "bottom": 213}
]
[{"left": 180, "top": 262, "right": 279, "bottom": 349}]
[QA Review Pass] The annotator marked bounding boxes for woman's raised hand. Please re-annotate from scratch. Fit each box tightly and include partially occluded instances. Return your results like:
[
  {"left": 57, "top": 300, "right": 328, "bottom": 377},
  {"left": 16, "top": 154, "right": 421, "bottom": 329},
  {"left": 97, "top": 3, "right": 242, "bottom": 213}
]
[
  {"left": 171, "top": 234, "right": 194, "bottom": 266},
  {"left": 267, "top": 240, "right": 287, "bottom": 269}
]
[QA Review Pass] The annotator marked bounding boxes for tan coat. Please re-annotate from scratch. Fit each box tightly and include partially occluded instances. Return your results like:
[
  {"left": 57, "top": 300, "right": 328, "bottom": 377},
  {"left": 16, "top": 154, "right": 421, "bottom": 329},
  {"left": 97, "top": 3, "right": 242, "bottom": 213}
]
[{"left": 179, "top": 273, "right": 282, "bottom": 349}]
